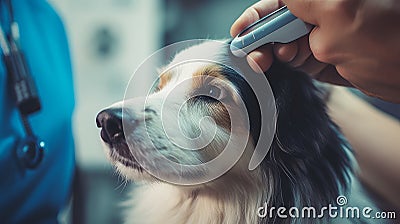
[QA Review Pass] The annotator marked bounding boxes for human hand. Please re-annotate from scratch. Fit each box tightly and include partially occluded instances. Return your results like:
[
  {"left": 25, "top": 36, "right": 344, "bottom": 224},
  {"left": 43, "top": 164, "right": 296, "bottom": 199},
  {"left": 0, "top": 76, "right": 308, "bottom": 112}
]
[
  {"left": 231, "top": 0, "right": 400, "bottom": 103},
  {"left": 230, "top": 0, "right": 352, "bottom": 87}
]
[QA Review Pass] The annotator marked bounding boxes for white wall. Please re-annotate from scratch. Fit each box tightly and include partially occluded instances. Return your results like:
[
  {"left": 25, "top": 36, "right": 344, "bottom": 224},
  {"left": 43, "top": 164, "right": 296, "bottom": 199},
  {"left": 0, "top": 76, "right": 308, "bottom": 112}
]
[{"left": 49, "top": 0, "right": 163, "bottom": 168}]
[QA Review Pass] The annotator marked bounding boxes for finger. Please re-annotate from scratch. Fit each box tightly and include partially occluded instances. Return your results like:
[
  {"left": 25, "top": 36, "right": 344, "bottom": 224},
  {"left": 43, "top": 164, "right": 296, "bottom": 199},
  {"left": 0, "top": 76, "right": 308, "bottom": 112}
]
[
  {"left": 282, "top": 0, "right": 321, "bottom": 25},
  {"left": 288, "top": 36, "right": 311, "bottom": 67},
  {"left": 307, "top": 26, "right": 336, "bottom": 65},
  {"left": 247, "top": 45, "right": 274, "bottom": 73},
  {"left": 273, "top": 42, "right": 298, "bottom": 62},
  {"left": 315, "top": 65, "right": 353, "bottom": 87},
  {"left": 231, "top": 0, "right": 284, "bottom": 37},
  {"left": 297, "top": 54, "right": 327, "bottom": 76}
]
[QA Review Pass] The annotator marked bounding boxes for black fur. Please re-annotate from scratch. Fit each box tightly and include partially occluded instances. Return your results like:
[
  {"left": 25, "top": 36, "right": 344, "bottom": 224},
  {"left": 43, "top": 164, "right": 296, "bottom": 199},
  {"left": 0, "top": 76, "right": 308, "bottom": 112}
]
[{"left": 221, "top": 47, "right": 352, "bottom": 223}]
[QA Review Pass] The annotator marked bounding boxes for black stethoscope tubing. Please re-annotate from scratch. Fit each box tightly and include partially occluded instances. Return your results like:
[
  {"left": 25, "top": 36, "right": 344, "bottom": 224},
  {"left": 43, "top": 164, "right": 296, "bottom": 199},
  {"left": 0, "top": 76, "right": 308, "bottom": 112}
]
[{"left": 1, "top": 0, "right": 45, "bottom": 169}]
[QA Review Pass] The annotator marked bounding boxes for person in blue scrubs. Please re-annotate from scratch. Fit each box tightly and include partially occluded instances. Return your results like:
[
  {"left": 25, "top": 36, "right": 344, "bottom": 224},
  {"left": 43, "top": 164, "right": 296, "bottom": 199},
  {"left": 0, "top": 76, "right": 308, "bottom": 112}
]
[{"left": 0, "top": 0, "right": 75, "bottom": 223}]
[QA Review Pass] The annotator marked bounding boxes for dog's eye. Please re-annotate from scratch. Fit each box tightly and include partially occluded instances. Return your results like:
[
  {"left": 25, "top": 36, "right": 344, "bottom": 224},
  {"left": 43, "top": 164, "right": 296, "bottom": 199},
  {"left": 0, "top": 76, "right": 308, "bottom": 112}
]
[
  {"left": 201, "top": 84, "right": 227, "bottom": 102},
  {"left": 192, "top": 83, "right": 230, "bottom": 103},
  {"left": 208, "top": 85, "right": 222, "bottom": 100}
]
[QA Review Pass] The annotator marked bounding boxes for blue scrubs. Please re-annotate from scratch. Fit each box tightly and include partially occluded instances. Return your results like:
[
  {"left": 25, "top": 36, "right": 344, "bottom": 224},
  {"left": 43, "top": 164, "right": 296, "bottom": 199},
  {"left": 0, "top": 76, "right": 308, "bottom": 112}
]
[{"left": 0, "top": 0, "right": 75, "bottom": 223}]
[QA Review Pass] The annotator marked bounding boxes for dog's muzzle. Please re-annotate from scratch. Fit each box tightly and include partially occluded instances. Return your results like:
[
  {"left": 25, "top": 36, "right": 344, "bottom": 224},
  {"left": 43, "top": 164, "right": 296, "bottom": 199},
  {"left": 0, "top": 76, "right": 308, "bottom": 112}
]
[
  {"left": 96, "top": 108, "right": 151, "bottom": 172},
  {"left": 96, "top": 108, "right": 125, "bottom": 145},
  {"left": 96, "top": 108, "right": 138, "bottom": 162}
]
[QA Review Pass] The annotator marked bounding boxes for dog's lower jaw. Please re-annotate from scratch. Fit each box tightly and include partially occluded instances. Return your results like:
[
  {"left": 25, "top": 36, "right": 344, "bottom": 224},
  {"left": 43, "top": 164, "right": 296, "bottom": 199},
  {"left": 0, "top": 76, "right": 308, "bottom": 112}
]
[
  {"left": 113, "top": 162, "right": 149, "bottom": 181},
  {"left": 123, "top": 172, "right": 267, "bottom": 224}
]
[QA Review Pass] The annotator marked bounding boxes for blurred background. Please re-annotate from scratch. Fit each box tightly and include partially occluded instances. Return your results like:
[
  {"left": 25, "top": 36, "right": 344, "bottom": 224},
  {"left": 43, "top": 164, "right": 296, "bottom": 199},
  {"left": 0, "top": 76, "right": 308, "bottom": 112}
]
[
  {"left": 46, "top": 0, "right": 400, "bottom": 223},
  {"left": 47, "top": 0, "right": 258, "bottom": 223}
]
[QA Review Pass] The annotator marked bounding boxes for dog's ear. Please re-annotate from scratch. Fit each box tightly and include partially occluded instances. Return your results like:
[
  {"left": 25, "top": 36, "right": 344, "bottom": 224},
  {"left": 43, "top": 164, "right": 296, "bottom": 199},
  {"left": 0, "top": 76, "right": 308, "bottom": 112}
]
[
  {"left": 261, "top": 61, "right": 352, "bottom": 208},
  {"left": 218, "top": 64, "right": 262, "bottom": 146}
]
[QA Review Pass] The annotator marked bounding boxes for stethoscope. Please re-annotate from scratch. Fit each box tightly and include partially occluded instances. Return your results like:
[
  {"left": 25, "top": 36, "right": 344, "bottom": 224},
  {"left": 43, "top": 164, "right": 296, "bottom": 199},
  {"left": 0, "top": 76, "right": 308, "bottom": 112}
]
[{"left": 0, "top": 0, "right": 45, "bottom": 169}]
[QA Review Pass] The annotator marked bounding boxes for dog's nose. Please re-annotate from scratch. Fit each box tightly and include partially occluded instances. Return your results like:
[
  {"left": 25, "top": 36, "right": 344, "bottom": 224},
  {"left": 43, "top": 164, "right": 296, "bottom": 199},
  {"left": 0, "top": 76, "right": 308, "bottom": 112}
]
[{"left": 96, "top": 108, "right": 125, "bottom": 144}]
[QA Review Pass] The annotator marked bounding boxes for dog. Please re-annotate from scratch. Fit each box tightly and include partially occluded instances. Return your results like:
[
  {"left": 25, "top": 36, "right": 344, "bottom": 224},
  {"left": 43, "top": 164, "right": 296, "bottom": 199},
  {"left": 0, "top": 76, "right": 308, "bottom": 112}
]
[{"left": 96, "top": 40, "right": 383, "bottom": 224}]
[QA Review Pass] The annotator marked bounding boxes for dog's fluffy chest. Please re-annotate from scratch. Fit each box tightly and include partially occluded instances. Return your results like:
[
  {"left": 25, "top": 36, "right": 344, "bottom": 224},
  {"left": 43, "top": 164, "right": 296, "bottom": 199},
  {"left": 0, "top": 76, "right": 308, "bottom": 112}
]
[{"left": 123, "top": 183, "right": 263, "bottom": 224}]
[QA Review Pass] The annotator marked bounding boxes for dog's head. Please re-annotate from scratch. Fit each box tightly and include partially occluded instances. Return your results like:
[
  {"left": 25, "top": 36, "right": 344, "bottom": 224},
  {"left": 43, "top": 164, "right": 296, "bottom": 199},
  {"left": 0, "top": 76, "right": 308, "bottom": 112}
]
[
  {"left": 96, "top": 41, "right": 263, "bottom": 184},
  {"left": 96, "top": 40, "right": 351, "bottom": 208}
]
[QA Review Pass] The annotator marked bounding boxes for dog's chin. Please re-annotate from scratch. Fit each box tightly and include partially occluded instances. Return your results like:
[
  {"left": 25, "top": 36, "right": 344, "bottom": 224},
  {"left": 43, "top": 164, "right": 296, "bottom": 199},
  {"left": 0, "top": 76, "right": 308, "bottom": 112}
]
[
  {"left": 113, "top": 161, "right": 156, "bottom": 182},
  {"left": 102, "top": 142, "right": 155, "bottom": 182}
]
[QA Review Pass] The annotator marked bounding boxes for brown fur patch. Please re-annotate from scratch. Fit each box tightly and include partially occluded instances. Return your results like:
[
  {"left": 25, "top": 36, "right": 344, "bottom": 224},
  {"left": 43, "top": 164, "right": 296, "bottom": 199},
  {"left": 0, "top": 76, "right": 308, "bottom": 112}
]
[
  {"left": 190, "top": 65, "right": 240, "bottom": 131},
  {"left": 158, "top": 64, "right": 245, "bottom": 132},
  {"left": 158, "top": 71, "right": 172, "bottom": 90},
  {"left": 191, "top": 65, "right": 226, "bottom": 89}
]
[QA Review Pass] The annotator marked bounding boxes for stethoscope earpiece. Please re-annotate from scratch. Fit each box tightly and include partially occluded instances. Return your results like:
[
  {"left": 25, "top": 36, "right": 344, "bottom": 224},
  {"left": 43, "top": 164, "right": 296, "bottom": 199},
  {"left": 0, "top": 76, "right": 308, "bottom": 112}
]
[{"left": 16, "top": 136, "right": 45, "bottom": 169}]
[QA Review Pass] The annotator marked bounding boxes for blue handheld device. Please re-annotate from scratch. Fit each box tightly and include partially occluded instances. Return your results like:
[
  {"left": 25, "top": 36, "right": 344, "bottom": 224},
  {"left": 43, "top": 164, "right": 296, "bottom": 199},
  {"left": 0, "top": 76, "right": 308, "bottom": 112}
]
[{"left": 231, "top": 6, "right": 313, "bottom": 57}]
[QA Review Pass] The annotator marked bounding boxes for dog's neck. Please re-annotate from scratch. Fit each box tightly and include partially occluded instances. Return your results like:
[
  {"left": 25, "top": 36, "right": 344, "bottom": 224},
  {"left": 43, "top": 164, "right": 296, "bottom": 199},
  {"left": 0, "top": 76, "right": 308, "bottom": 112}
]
[{"left": 125, "top": 177, "right": 266, "bottom": 224}]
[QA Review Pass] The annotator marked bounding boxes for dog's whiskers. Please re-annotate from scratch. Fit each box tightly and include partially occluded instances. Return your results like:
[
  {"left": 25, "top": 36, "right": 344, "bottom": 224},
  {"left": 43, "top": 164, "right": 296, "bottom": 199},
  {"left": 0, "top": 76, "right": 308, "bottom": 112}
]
[{"left": 114, "top": 178, "right": 129, "bottom": 192}]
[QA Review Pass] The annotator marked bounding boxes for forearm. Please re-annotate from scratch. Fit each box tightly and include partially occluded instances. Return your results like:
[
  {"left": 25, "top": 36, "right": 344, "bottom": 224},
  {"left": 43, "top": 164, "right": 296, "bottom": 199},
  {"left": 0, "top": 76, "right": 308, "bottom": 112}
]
[{"left": 327, "top": 86, "right": 400, "bottom": 208}]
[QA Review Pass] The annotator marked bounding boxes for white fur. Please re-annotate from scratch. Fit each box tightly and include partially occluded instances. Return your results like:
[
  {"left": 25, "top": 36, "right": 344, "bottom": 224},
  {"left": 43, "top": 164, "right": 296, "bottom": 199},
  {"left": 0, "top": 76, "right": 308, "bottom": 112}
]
[{"left": 99, "top": 41, "right": 384, "bottom": 224}]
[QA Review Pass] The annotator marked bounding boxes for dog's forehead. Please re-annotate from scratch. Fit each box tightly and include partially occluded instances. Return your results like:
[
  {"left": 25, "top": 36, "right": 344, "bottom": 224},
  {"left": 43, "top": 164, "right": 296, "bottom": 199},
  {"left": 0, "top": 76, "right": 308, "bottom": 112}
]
[
  {"left": 157, "top": 63, "right": 220, "bottom": 97},
  {"left": 171, "top": 41, "right": 225, "bottom": 66},
  {"left": 159, "top": 41, "right": 227, "bottom": 89}
]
